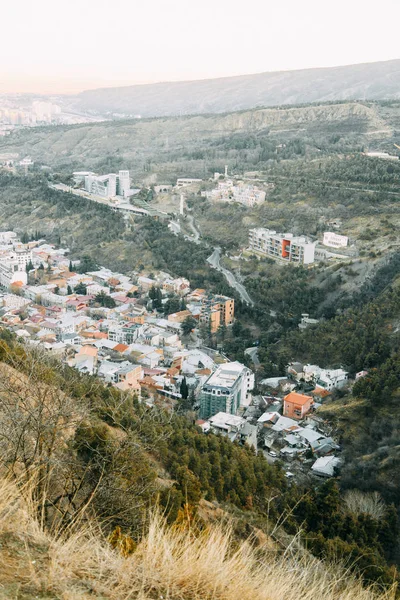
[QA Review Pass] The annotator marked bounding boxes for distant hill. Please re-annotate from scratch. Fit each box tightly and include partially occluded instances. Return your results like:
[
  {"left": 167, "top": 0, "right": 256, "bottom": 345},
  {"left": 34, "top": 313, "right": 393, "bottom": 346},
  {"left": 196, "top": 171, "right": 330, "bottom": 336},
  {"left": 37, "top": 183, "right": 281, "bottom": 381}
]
[{"left": 71, "top": 59, "right": 400, "bottom": 117}]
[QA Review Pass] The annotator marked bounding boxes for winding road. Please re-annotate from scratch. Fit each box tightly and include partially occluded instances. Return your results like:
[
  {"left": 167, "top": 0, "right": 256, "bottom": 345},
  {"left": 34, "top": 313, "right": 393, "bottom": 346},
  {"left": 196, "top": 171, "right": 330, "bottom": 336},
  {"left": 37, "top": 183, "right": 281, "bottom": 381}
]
[{"left": 207, "top": 247, "right": 254, "bottom": 305}]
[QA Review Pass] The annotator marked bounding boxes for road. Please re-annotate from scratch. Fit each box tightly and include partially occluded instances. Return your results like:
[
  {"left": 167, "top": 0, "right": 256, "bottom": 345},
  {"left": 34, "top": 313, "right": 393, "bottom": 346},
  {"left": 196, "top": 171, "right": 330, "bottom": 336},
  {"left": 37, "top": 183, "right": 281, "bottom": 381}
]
[
  {"left": 207, "top": 247, "right": 253, "bottom": 305},
  {"left": 245, "top": 346, "right": 260, "bottom": 367},
  {"left": 186, "top": 214, "right": 201, "bottom": 243}
]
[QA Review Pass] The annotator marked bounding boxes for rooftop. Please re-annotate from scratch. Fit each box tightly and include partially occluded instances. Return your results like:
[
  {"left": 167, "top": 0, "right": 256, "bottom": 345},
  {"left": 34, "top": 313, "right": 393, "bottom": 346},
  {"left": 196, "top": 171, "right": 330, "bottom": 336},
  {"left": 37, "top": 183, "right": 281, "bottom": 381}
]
[{"left": 284, "top": 391, "right": 313, "bottom": 406}]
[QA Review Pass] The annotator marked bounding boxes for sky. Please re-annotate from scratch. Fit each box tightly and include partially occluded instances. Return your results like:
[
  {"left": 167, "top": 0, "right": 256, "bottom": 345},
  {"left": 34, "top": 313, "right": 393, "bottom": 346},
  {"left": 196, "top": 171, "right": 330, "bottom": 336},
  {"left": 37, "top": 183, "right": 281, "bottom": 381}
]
[{"left": 2, "top": 0, "right": 400, "bottom": 94}]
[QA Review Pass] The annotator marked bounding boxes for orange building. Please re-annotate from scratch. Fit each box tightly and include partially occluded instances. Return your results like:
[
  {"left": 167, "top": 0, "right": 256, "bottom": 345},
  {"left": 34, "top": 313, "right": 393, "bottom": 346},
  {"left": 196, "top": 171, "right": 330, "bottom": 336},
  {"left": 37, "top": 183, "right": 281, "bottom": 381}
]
[
  {"left": 199, "top": 294, "right": 235, "bottom": 333},
  {"left": 283, "top": 391, "right": 314, "bottom": 420}
]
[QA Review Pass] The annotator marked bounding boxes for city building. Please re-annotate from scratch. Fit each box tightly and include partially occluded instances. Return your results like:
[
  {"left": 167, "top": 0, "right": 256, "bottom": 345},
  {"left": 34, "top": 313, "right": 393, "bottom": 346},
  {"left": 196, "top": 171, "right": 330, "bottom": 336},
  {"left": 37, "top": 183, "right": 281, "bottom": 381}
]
[
  {"left": 248, "top": 228, "right": 316, "bottom": 265},
  {"left": 85, "top": 173, "right": 117, "bottom": 198},
  {"left": 199, "top": 361, "right": 254, "bottom": 419},
  {"left": 283, "top": 391, "right": 314, "bottom": 420},
  {"left": 205, "top": 180, "right": 266, "bottom": 207},
  {"left": 193, "top": 292, "right": 234, "bottom": 333},
  {"left": 83, "top": 170, "right": 131, "bottom": 199},
  {"left": 117, "top": 170, "right": 130, "bottom": 198}
]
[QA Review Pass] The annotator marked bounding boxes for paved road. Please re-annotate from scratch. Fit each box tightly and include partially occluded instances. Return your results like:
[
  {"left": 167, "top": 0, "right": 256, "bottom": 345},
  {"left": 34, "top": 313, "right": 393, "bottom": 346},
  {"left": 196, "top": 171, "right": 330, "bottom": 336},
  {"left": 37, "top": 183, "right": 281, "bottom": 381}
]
[
  {"left": 245, "top": 346, "right": 260, "bottom": 367},
  {"left": 207, "top": 247, "right": 253, "bottom": 305},
  {"left": 186, "top": 214, "right": 201, "bottom": 242}
]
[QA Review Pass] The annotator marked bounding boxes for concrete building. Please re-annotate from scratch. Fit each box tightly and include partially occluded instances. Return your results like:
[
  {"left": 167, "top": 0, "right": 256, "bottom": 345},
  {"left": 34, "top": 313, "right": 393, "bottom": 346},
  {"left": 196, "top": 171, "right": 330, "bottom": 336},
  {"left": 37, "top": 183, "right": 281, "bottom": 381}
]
[
  {"left": 206, "top": 180, "right": 266, "bottom": 207},
  {"left": 198, "top": 294, "right": 235, "bottom": 333},
  {"left": 199, "top": 361, "right": 254, "bottom": 419},
  {"left": 117, "top": 170, "right": 130, "bottom": 197},
  {"left": 249, "top": 228, "right": 316, "bottom": 265},
  {"left": 85, "top": 173, "right": 117, "bottom": 198},
  {"left": 283, "top": 391, "right": 314, "bottom": 420},
  {"left": 322, "top": 232, "right": 348, "bottom": 248}
]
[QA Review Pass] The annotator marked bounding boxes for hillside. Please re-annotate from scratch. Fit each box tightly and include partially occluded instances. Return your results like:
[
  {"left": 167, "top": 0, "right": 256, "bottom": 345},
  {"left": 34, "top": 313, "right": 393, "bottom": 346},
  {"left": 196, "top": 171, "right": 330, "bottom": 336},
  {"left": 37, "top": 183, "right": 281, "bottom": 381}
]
[
  {"left": 0, "top": 334, "right": 398, "bottom": 596},
  {"left": 68, "top": 59, "right": 400, "bottom": 117},
  {"left": 0, "top": 477, "right": 393, "bottom": 600},
  {"left": 0, "top": 100, "right": 397, "bottom": 180}
]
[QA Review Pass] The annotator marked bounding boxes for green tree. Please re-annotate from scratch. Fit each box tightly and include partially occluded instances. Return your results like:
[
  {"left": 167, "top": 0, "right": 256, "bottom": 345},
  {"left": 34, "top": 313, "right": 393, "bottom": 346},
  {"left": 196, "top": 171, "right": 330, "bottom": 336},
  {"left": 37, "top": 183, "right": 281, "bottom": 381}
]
[
  {"left": 180, "top": 377, "right": 189, "bottom": 400},
  {"left": 95, "top": 291, "right": 116, "bottom": 308},
  {"left": 74, "top": 282, "right": 87, "bottom": 295},
  {"left": 181, "top": 316, "right": 197, "bottom": 336}
]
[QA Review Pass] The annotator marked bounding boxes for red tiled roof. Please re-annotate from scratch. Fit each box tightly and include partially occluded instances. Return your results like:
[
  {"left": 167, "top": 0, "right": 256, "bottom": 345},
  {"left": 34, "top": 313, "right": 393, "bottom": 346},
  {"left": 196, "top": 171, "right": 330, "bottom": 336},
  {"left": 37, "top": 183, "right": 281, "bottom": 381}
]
[{"left": 284, "top": 391, "right": 313, "bottom": 406}]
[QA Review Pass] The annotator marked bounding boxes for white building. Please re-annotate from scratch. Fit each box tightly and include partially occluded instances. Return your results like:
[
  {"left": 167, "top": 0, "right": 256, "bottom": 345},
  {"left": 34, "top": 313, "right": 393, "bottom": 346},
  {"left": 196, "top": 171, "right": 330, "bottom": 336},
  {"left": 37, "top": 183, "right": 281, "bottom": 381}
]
[
  {"left": 85, "top": 174, "right": 117, "bottom": 198},
  {"left": 0, "top": 261, "right": 27, "bottom": 288},
  {"left": 0, "top": 232, "right": 18, "bottom": 245},
  {"left": 117, "top": 170, "right": 130, "bottom": 198},
  {"left": 73, "top": 171, "right": 96, "bottom": 185},
  {"left": 1, "top": 293, "right": 31, "bottom": 310},
  {"left": 249, "top": 228, "right": 316, "bottom": 265},
  {"left": 296, "top": 364, "right": 349, "bottom": 391},
  {"left": 323, "top": 232, "right": 349, "bottom": 248},
  {"left": 206, "top": 180, "right": 266, "bottom": 207}
]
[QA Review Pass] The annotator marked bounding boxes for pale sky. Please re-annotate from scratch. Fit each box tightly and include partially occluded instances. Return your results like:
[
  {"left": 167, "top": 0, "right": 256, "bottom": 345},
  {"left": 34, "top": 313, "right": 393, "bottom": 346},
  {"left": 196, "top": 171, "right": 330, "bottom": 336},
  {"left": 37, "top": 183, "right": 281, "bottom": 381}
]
[{"left": 3, "top": 0, "right": 400, "bottom": 94}]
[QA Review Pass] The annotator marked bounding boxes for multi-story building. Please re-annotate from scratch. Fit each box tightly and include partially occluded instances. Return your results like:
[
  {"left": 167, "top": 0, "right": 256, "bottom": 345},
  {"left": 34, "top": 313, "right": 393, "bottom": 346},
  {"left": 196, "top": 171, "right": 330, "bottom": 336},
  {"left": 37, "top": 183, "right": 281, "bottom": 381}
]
[
  {"left": 117, "top": 170, "right": 130, "bottom": 197},
  {"left": 248, "top": 228, "right": 316, "bottom": 265},
  {"left": 283, "top": 391, "right": 314, "bottom": 420},
  {"left": 198, "top": 293, "right": 235, "bottom": 333},
  {"left": 0, "top": 260, "right": 27, "bottom": 288},
  {"left": 199, "top": 361, "right": 254, "bottom": 419},
  {"left": 85, "top": 173, "right": 117, "bottom": 198},
  {"left": 206, "top": 180, "right": 266, "bottom": 207}
]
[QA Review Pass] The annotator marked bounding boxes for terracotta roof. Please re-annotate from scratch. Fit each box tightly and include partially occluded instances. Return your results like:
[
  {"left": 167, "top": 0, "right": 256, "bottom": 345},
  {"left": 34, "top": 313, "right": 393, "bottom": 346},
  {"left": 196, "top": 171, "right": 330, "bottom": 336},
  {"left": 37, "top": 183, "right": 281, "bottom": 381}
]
[
  {"left": 79, "top": 345, "right": 98, "bottom": 357},
  {"left": 196, "top": 368, "right": 212, "bottom": 376},
  {"left": 284, "top": 391, "right": 313, "bottom": 406},
  {"left": 113, "top": 343, "right": 129, "bottom": 353},
  {"left": 311, "top": 388, "right": 331, "bottom": 397}
]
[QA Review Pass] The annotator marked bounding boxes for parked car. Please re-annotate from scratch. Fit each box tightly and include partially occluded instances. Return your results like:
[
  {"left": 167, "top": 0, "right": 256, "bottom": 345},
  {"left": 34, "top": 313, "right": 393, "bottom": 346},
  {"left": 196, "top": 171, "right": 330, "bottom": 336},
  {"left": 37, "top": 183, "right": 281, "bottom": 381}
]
[{"left": 268, "top": 450, "right": 277, "bottom": 457}]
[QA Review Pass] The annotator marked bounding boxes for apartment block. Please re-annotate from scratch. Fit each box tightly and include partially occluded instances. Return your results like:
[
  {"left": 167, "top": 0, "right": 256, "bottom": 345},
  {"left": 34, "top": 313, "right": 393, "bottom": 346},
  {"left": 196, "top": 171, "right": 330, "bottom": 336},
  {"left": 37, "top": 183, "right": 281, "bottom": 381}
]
[
  {"left": 249, "top": 228, "right": 316, "bottom": 265},
  {"left": 198, "top": 294, "right": 234, "bottom": 333},
  {"left": 199, "top": 361, "right": 254, "bottom": 419}
]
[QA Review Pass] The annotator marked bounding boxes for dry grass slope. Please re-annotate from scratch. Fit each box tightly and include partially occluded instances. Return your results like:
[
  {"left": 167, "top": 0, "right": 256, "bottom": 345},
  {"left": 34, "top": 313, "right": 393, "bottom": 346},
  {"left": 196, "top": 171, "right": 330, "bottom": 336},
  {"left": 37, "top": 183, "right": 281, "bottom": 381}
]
[{"left": 0, "top": 477, "right": 396, "bottom": 600}]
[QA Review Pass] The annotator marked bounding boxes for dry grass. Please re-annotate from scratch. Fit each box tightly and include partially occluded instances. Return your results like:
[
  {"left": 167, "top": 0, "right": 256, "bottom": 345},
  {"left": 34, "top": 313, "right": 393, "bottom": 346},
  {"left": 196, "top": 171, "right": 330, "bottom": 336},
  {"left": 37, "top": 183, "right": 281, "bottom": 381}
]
[{"left": 0, "top": 476, "right": 396, "bottom": 600}]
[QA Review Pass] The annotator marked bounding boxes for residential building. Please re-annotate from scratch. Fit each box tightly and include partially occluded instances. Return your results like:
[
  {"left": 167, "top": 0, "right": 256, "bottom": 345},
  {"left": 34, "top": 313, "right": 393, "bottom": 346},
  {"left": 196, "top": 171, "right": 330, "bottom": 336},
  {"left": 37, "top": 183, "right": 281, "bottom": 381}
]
[
  {"left": 311, "top": 456, "right": 342, "bottom": 477},
  {"left": 199, "top": 361, "right": 254, "bottom": 419},
  {"left": 248, "top": 228, "right": 316, "bottom": 265},
  {"left": 288, "top": 363, "right": 349, "bottom": 391},
  {"left": 98, "top": 360, "right": 143, "bottom": 385},
  {"left": 198, "top": 293, "right": 235, "bottom": 333},
  {"left": 0, "top": 261, "right": 27, "bottom": 287},
  {"left": 283, "top": 391, "right": 314, "bottom": 420}
]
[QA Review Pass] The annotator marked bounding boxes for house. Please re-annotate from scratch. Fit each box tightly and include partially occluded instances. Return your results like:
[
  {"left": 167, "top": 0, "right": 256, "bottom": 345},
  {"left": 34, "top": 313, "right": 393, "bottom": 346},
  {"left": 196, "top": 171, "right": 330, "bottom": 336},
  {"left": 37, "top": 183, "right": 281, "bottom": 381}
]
[
  {"left": 283, "top": 391, "right": 314, "bottom": 420},
  {"left": 311, "top": 456, "right": 342, "bottom": 477},
  {"left": 206, "top": 412, "right": 256, "bottom": 448}
]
